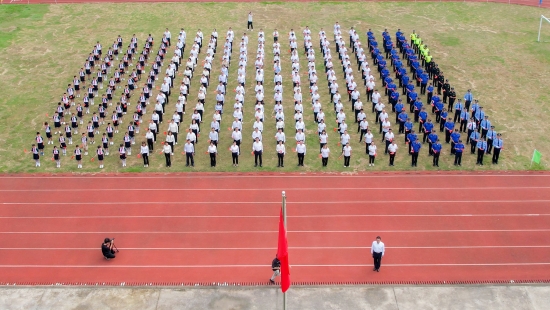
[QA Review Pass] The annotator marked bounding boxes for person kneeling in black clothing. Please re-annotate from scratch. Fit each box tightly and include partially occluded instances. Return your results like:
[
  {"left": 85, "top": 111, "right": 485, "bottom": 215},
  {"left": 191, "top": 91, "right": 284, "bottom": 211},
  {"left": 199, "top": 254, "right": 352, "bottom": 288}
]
[{"left": 102, "top": 238, "right": 116, "bottom": 260}]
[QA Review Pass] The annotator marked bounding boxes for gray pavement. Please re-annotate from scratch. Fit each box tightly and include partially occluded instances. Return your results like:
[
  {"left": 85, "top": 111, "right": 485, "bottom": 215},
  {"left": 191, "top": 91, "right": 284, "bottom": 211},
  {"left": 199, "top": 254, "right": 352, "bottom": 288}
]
[{"left": 1, "top": 285, "right": 550, "bottom": 310}]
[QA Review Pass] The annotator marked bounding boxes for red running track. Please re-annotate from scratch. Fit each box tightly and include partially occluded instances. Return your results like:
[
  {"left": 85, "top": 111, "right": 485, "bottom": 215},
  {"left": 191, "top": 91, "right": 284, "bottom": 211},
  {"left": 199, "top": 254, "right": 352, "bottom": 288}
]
[{"left": 1, "top": 172, "right": 550, "bottom": 286}]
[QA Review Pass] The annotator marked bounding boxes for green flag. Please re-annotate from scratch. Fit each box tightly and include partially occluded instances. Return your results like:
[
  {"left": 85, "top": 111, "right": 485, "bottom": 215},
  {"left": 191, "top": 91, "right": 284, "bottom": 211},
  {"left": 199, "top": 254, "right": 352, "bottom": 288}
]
[{"left": 532, "top": 150, "right": 542, "bottom": 164}]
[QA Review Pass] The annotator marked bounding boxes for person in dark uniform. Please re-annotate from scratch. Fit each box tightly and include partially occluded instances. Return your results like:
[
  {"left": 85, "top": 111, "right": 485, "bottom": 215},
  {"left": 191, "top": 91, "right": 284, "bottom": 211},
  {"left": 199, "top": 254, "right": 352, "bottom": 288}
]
[
  {"left": 442, "top": 79, "right": 450, "bottom": 103},
  {"left": 269, "top": 254, "right": 281, "bottom": 284},
  {"left": 102, "top": 238, "right": 116, "bottom": 260},
  {"left": 447, "top": 87, "right": 456, "bottom": 111},
  {"left": 454, "top": 140, "right": 465, "bottom": 166},
  {"left": 432, "top": 139, "right": 442, "bottom": 167}
]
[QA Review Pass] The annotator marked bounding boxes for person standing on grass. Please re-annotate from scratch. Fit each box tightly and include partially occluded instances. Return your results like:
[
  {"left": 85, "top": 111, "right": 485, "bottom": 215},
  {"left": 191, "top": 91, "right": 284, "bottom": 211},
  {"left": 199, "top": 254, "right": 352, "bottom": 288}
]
[
  {"left": 321, "top": 144, "right": 330, "bottom": 167},
  {"left": 184, "top": 139, "right": 195, "bottom": 167},
  {"left": 454, "top": 140, "right": 465, "bottom": 166},
  {"left": 476, "top": 137, "right": 487, "bottom": 166},
  {"left": 276, "top": 140, "right": 286, "bottom": 168},
  {"left": 411, "top": 140, "right": 421, "bottom": 167},
  {"left": 371, "top": 236, "right": 385, "bottom": 272},
  {"left": 388, "top": 141, "right": 398, "bottom": 166},
  {"left": 252, "top": 137, "right": 263, "bottom": 167},
  {"left": 368, "top": 142, "right": 377, "bottom": 167},
  {"left": 208, "top": 141, "right": 217, "bottom": 167},
  {"left": 96, "top": 145, "right": 105, "bottom": 169},
  {"left": 432, "top": 139, "right": 442, "bottom": 167},
  {"left": 230, "top": 141, "right": 240, "bottom": 167},
  {"left": 492, "top": 134, "right": 503, "bottom": 164},
  {"left": 163, "top": 142, "right": 172, "bottom": 167},
  {"left": 247, "top": 12, "right": 253, "bottom": 31},
  {"left": 119, "top": 143, "right": 127, "bottom": 167},
  {"left": 140, "top": 141, "right": 149, "bottom": 168},
  {"left": 74, "top": 145, "right": 83, "bottom": 169},
  {"left": 342, "top": 142, "right": 352, "bottom": 168}
]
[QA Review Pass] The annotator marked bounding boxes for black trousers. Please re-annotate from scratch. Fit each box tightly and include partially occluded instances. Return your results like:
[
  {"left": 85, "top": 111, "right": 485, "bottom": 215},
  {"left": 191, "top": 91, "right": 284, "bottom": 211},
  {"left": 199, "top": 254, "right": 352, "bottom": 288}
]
[
  {"left": 389, "top": 153, "right": 395, "bottom": 165},
  {"left": 164, "top": 153, "right": 171, "bottom": 167},
  {"left": 248, "top": 21, "right": 253, "bottom": 30},
  {"left": 104, "top": 249, "right": 116, "bottom": 259},
  {"left": 147, "top": 138, "right": 154, "bottom": 151},
  {"left": 186, "top": 152, "right": 194, "bottom": 166},
  {"left": 477, "top": 149, "right": 485, "bottom": 165},
  {"left": 297, "top": 153, "right": 305, "bottom": 166},
  {"left": 210, "top": 153, "right": 216, "bottom": 167},
  {"left": 277, "top": 153, "right": 284, "bottom": 167},
  {"left": 411, "top": 152, "right": 419, "bottom": 166},
  {"left": 433, "top": 152, "right": 440, "bottom": 166},
  {"left": 254, "top": 151, "right": 262, "bottom": 166},
  {"left": 322, "top": 157, "right": 328, "bottom": 166},
  {"left": 492, "top": 148, "right": 501, "bottom": 164},
  {"left": 142, "top": 153, "right": 149, "bottom": 165},
  {"left": 232, "top": 152, "right": 239, "bottom": 165},
  {"left": 455, "top": 152, "right": 463, "bottom": 165},
  {"left": 373, "top": 252, "right": 382, "bottom": 270},
  {"left": 344, "top": 155, "right": 350, "bottom": 167}
]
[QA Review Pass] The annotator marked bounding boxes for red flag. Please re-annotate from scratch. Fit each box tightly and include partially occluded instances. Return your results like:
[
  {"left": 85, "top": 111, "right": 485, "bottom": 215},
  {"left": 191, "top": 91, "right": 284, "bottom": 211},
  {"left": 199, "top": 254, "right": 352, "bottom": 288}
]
[{"left": 277, "top": 209, "right": 291, "bottom": 293}]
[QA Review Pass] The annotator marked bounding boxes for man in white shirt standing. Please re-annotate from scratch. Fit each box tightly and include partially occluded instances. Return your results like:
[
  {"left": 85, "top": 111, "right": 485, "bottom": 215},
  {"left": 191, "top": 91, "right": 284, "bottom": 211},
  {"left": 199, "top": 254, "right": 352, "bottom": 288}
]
[
  {"left": 371, "top": 236, "right": 385, "bottom": 272},
  {"left": 247, "top": 12, "right": 253, "bottom": 31},
  {"left": 252, "top": 137, "right": 263, "bottom": 167}
]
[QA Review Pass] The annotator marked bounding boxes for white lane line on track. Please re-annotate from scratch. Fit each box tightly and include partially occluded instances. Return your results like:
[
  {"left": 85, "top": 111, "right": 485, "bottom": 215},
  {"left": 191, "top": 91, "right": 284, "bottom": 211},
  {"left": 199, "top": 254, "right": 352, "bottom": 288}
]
[
  {"left": 0, "top": 214, "right": 546, "bottom": 219},
  {"left": 1, "top": 186, "right": 548, "bottom": 192},
  {"left": 3, "top": 200, "right": 550, "bottom": 205}
]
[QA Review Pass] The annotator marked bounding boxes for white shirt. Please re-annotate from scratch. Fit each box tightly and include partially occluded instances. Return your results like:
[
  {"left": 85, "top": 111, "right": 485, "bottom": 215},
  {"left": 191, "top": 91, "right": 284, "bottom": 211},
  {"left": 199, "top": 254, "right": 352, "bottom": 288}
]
[
  {"left": 342, "top": 145, "right": 352, "bottom": 157},
  {"left": 208, "top": 145, "right": 217, "bottom": 154},
  {"left": 183, "top": 143, "right": 195, "bottom": 153},
  {"left": 252, "top": 141, "right": 263, "bottom": 152},
  {"left": 321, "top": 147, "right": 330, "bottom": 158},
  {"left": 388, "top": 144, "right": 398, "bottom": 154},
  {"left": 276, "top": 143, "right": 286, "bottom": 155},
  {"left": 296, "top": 143, "right": 306, "bottom": 154},
  {"left": 371, "top": 241, "right": 385, "bottom": 256},
  {"left": 368, "top": 144, "right": 377, "bottom": 156}
]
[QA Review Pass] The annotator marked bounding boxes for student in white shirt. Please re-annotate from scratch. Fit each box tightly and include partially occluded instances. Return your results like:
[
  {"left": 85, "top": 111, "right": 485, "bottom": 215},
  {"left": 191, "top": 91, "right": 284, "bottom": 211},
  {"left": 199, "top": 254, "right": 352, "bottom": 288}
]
[
  {"left": 388, "top": 141, "right": 398, "bottom": 166},
  {"left": 341, "top": 143, "right": 352, "bottom": 167},
  {"left": 163, "top": 142, "right": 172, "bottom": 167},
  {"left": 140, "top": 141, "right": 150, "bottom": 167},
  {"left": 183, "top": 139, "right": 195, "bottom": 167},
  {"left": 371, "top": 236, "right": 385, "bottom": 272},
  {"left": 252, "top": 137, "right": 263, "bottom": 167},
  {"left": 368, "top": 141, "right": 377, "bottom": 167},
  {"left": 208, "top": 141, "right": 217, "bottom": 167},
  {"left": 230, "top": 141, "right": 240, "bottom": 167},
  {"left": 320, "top": 143, "right": 330, "bottom": 167},
  {"left": 276, "top": 140, "right": 285, "bottom": 167},
  {"left": 296, "top": 140, "right": 306, "bottom": 166}
]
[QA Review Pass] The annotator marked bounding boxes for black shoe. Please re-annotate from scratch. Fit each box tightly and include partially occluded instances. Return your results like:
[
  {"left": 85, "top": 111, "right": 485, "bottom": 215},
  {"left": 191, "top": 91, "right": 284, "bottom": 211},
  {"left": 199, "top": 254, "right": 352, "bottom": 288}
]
[
  {"left": 260, "top": 165, "right": 262, "bottom": 167},
  {"left": 373, "top": 268, "right": 377, "bottom": 271},
  {"left": 254, "top": 164, "right": 257, "bottom": 167},
  {"left": 376, "top": 269, "right": 380, "bottom": 272},
  {"left": 281, "top": 165, "right": 284, "bottom": 167},
  {"left": 269, "top": 279, "right": 275, "bottom": 284}
]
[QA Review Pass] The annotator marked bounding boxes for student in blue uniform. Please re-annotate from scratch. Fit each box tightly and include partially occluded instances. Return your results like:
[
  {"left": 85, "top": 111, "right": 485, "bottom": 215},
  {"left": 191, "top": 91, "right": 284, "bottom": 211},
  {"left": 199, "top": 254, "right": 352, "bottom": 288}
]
[
  {"left": 450, "top": 129, "right": 461, "bottom": 155},
  {"left": 439, "top": 108, "right": 448, "bottom": 132},
  {"left": 410, "top": 140, "right": 422, "bottom": 167},
  {"left": 453, "top": 99, "right": 464, "bottom": 123},
  {"left": 459, "top": 109, "right": 469, "bottom": 133},
  {"left": 470, "top": 130, "right": 480, "bottom": 154},
  {"left": 476, "top": 137, "right": 487, "bottom": 165},
  {"left": 422, "top": 118, "right": 434, "bottom": 143},
  {"left": 486, "top": 126, "right": 497, "bottom": 154},
  {"left": 427, "top": 130, "right": 438, "bottom": 156},
  {"left": 454, "top": 140, "right": 465, "bottom": 166},
  {"left": 398, "top": 110, "right": 408, "bottom": 134},
  {"left": 492, "top": 134, "right": 503, "bottom": 164},
  {"left": 404, "top": 119, "right": 413, "bottom": 143},
  {"left": 463, "top": 89, "right": 473, "bottom": 112},
  {"left": 432, "top": 139, "right": 442, "bottom": 167},
  {"left": 426, "top": 83, "right": 434, "bottom": 104},
  {"left": 444, "top": 119, "right": 455, "bottom": 143},
  {"left": 395, "top": 99, "right": 404, "bottom": 124},
  {"left": 407, "top": 129, "right": 417, "bottom": 154}
]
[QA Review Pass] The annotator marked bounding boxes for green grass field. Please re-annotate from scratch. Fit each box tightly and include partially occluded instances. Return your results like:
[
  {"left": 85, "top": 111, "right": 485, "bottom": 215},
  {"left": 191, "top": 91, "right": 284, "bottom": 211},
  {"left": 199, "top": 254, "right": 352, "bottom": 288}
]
[{"left": 0, "top": 2, "right": 549, "bottom": 173}]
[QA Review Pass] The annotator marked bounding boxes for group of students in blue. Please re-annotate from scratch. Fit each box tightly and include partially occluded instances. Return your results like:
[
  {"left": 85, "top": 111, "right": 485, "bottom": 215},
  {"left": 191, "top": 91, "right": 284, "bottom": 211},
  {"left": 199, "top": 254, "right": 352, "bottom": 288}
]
[{"left": 365, "top": 28, "right": 504, "bottom": 167}]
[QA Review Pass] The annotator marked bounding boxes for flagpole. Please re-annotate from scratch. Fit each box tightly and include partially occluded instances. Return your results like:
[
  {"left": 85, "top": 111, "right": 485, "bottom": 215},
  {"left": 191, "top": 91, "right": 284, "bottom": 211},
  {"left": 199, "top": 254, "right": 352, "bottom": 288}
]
[{"left": 282, "top": 191, "right": 287, "bottom": 310}]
